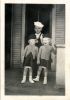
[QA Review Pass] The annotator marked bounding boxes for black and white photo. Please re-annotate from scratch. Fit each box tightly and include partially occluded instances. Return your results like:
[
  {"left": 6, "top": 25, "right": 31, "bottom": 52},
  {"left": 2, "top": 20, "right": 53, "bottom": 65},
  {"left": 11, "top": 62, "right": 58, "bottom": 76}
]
[{"left": 5, "top": 4, "right": 65, "bottom": 95}]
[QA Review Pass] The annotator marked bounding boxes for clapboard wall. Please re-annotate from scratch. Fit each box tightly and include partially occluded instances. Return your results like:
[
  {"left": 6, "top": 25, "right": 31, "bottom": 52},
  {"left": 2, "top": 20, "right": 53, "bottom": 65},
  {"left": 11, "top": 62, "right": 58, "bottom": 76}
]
[
  {"left": 55, "top": 5, "right": 65, "bottom": 86},
  {"left": 11, "top": 5, "right": 22, "bottom": 68},
  {"left": 55, "top": 5, "right": 65, "bottom": 45}
]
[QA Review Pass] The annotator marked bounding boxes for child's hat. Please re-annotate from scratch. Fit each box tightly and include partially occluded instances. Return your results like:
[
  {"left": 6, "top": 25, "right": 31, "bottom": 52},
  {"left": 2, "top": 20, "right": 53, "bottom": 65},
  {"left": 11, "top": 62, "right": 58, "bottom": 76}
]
[
  {"left": 43, "top": 34, "right": 51, "bottom": 40},
  {"left": 34, "top": 21, "right": 44, "bottom": 28},
  {"left": 28, "top": 34, "right": 36, "bottom": 40},
  {"left": 43, "top": 34, "right": 50, "bottom": 38}
]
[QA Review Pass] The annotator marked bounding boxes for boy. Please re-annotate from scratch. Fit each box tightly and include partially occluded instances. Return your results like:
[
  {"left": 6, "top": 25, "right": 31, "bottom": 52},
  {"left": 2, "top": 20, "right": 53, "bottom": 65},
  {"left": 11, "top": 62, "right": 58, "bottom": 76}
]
[
  {"left": 34, "top": 21, "right": 44, "bottom": 47},
  {"left": 33, "top": 21, "right": 44, "bottom": 77},
  {"left": 21, "top": 34, "right": 38, "bottom": 83},
  {"left": 33, "top": 36, "right": 56, "bottom": 84}
]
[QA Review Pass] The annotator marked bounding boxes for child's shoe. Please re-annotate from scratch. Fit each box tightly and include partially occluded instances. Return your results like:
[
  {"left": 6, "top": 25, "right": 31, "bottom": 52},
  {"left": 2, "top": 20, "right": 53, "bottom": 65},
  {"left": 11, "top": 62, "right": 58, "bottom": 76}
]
[
  {"left": 21, "top": 80, "right": 26, "bottom": 83},
  {"left": 29, "top": 79, "right": 35, "bottom": 83},
  {"left": 29, "top": 76, "right": 35, "bottom": 83},
  {"left": 33, "top": 76, "right": 39, "bottom": 81},
  {"left": 21, "top": 76, "right": 26, "bottom": 83}
]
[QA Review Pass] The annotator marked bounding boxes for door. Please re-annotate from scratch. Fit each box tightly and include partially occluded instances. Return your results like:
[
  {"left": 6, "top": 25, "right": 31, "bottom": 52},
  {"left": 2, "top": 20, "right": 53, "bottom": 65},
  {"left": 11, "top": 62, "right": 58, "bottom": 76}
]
[
  {"left": 25, "top": 4, "right": 53, "bottom": 71},
  {"left": 25, "top": 4, "right": 52, "bottom": 46}
]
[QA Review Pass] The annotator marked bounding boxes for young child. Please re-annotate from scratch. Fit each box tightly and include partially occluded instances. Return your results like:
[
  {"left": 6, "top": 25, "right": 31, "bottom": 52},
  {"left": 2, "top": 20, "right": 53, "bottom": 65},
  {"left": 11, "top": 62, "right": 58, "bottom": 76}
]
[
  {"left": 21, "top": 34, "right": 38, "bottom": 83},
  {"left": 33, "top": 36, "right": 56, "bottom": 84}
]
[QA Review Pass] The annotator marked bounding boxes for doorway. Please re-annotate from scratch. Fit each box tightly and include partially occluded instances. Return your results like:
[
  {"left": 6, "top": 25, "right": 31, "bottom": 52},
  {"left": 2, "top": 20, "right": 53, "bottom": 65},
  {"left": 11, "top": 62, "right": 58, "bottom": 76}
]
[
  {"left": 25, "top": 4, "right": 53, "bottom": 70},
  {"left": 5, "top": 4, "right": 12, "bottom": 69},
  {"left": 25, "top": 4, "right": 52, "bottom": 46}
]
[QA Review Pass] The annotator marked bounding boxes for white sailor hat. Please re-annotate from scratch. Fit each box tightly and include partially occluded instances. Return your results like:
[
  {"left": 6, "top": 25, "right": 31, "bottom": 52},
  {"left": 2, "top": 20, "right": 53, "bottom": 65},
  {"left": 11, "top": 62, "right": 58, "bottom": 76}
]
[{"left": 34, "top": 21, "right": 44, "bottom": 28}]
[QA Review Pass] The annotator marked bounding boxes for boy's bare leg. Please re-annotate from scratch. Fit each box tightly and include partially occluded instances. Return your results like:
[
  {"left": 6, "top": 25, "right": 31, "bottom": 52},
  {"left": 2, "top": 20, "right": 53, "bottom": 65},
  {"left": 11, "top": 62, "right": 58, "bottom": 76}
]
[
  {"left": 33, "top": 66, "right": 42, "bottom": 81},
  {"left": 43, "top": 67, "right": 48, "bottom": 84},
  {"left": 29, "top": 67, "right": 34, "bottom": 83},
  {"left": 21, "top": 66, "right": 28, "bottom": 83}
]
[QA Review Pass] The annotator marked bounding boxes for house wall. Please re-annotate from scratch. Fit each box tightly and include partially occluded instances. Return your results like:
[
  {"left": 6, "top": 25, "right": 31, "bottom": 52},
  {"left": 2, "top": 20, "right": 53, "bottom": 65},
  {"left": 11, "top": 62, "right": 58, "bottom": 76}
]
[
  {"left": 56, "top": 46, "right": 65, "bottom": 86},
  {"left": 52, "top": 4, "right": 65, "bottom": 87},
  {"left": 11, "top": 5, "right": 22, "bottom": 68}
]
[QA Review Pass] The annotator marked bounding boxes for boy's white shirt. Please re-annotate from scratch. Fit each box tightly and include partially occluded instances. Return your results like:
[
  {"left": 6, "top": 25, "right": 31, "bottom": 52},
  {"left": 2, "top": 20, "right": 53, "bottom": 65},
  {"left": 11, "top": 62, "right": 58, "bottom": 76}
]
[{"left": 35, "top": 33, "right": 43, "bottom": 39}]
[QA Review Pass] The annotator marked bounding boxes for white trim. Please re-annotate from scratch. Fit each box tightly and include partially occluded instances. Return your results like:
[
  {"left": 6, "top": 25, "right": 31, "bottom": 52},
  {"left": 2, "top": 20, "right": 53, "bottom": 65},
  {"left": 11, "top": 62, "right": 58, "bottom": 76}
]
[{"left": 21, "top": 4, "right": 26, "bottom": 64}]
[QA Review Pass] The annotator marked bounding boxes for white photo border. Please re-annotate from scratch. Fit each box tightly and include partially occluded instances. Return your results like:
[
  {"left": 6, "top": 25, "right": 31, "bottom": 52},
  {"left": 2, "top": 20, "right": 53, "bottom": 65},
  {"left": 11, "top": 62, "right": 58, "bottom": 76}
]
[{"left": 1, "top": 0, "right": 70, "bottom": 100}]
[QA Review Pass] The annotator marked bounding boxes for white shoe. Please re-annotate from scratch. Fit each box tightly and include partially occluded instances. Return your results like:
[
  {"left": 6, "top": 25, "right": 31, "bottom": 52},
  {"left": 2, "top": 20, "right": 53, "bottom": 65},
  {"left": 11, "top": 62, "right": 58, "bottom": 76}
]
[
  {"left": 29, "top": 76, "right": 35, "bottom": 83},
  {"left": 33, "top": 77, "right": 39, "bottom": 81},
  {"left": 29, "top": 79, "right": 35, "bottom": 83},
  {"left": 43, "top": 81, "right": 47, "bottom": 84},
  {"left": 21, "top": 80, "right": 26, "bottom": 83}
]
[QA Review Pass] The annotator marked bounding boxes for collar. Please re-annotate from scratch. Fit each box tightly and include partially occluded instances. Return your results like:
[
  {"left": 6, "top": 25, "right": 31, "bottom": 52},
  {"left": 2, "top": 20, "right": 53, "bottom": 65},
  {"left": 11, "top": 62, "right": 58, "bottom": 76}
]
[{"left": 35, "top": 33, "right": 41, "bottom": 36}]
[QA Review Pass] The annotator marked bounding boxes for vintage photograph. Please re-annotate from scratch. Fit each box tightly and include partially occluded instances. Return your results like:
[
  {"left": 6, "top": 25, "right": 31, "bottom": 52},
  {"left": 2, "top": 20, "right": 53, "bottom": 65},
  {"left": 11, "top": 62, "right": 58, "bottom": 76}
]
[{"left": 5, "top": 4, "right": 65, "bottom": 95}]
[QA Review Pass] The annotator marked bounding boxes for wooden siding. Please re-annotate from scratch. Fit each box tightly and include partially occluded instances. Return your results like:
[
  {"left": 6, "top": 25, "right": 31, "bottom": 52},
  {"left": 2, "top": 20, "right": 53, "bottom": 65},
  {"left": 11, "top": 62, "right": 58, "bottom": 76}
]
[
  {"left": 55, "top": 5, "right": 65, "bottom": 44},
  {"left": 11, "top": 5, "right": 22, "bottom": 68}
]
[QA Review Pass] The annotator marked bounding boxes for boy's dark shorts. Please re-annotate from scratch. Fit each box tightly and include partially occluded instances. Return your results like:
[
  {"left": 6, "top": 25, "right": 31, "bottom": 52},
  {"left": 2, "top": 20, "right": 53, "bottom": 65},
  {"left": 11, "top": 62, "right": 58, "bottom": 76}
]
[
  {"left": 23, "top": 53, "right": 37, "bottom": 67},
  {"left": 40, "top": 59, "right": 49, "bottom": 68}
]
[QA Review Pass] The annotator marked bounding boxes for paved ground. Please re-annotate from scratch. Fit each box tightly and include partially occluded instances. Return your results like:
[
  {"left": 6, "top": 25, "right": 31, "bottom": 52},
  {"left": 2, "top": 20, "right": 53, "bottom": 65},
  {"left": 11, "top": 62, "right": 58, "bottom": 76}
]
[{"left": 5, "top": 68, "right": 65, "bottom": 95}]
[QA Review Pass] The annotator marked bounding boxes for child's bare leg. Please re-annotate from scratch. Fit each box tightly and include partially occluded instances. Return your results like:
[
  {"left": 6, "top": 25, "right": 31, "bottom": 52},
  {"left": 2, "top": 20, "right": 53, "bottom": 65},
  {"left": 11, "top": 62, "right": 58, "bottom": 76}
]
[
  {"left": 29, "top": 67, "right": 34, "bottom": 83},
  {"left": 33, "top": 66, "right": 42, "bottom": 81},
  {"left": 21, "top": 66, "right": 28, "bottom": 83},
  {"left": 43, "top": 67, "right": 48, "bottom": 84}
]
